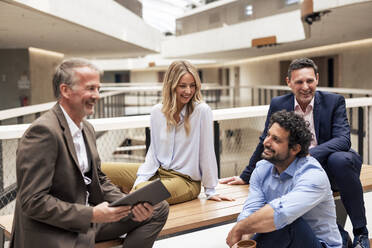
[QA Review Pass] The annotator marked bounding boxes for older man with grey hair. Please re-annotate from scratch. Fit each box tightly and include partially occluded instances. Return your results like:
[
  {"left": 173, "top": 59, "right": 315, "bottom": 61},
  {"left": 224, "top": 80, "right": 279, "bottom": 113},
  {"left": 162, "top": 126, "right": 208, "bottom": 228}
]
[{"left": 10, "top": 58, "right": 169, "bottom": 248}]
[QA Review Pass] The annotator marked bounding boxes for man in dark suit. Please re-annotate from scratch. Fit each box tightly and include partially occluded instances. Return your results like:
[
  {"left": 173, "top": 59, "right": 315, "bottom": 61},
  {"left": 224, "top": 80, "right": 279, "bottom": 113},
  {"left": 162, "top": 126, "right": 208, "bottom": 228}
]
[
  {"left": 10, "top": 59, "right": 169, "bottom": 248},
  {"left": 220, "top": 58, "right": 369, "bottom": 248}
]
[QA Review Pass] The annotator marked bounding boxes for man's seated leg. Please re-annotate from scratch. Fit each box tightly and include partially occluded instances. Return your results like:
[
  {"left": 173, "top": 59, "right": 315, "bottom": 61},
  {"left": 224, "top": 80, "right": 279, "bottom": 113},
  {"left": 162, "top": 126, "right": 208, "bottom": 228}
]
[
  {"left": 95, "top": 200, "right": 169, "bottom": 248},
  {"left": 325, "top": 151, "right": 369, "bottom": 247},
  {"left": 76, "top": 227, "right": 96, "bottom": 248},
  {"left": 337, "top": 223, "right": 353, "bottom": 248},
  {"left": 252, "top": 218, "right": 324, "bottom": 248}
]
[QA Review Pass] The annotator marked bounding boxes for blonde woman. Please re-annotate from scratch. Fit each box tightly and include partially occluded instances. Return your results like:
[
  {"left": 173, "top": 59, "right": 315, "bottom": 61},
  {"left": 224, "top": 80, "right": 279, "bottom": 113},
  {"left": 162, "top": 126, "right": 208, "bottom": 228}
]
[{"left": 104, "top": 61, "right": 233, "bottom": 204}]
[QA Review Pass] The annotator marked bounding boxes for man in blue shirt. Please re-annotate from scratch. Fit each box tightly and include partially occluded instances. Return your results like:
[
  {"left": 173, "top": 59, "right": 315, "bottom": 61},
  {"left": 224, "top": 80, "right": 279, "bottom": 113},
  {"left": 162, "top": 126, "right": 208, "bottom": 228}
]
[
  {"left": 226, "top": 110, "right": 342, "bottom": 248},
  {"left": 222, "top": 58, "right": 369, "bottom": 248}
]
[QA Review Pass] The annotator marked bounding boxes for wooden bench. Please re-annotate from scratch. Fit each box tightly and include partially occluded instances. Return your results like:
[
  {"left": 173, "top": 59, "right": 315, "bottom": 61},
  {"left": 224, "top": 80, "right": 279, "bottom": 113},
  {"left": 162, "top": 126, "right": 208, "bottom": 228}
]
[
  {"left": 160, "top": 182, "right": 249, "bottom": 237},
  {"left": 360, "top": 164, "right": 372, "bottom": 192},
  {"left": 0, "top": 183, "right": 248, "bottom": 248},
  {"left": 1, "top": 165, "right": 371, "bottom": 247}
]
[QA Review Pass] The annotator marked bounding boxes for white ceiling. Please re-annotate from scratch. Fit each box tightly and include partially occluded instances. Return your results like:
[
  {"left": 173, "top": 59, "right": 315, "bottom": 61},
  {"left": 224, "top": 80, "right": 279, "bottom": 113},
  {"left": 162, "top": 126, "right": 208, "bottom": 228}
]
[
  {"left": 0, "top": 0, "right": 371, "bottom": 61},
  {"left": 0, "top": 1, "right": 155, "bottom": 58},
  {"left": 168, "top": 1, "right": 372, "bottom": 61}
]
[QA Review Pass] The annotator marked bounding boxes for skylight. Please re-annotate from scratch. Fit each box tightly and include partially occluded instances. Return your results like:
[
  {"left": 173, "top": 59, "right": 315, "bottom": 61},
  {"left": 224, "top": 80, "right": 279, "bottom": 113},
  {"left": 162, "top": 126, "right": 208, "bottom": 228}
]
[{"left": 142, "top": 0, "right": 204, "bottom": 35}]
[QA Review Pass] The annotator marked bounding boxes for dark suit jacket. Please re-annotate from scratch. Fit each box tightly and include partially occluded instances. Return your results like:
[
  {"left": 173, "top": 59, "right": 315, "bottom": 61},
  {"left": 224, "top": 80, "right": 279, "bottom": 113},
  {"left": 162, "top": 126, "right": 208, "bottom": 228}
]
[
  {"left": 240, "top": 91, "right": 352, "bottom": 183},
  {"left": 10, "top": 104, "right": 123, "bottom": 248}
]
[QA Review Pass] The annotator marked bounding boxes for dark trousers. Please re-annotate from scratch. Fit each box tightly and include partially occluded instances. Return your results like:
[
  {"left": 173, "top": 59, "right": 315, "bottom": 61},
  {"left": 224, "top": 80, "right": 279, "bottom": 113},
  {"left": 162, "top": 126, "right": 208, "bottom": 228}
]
[
  {"left": 252, "top": 218, "right": 324, "bottom": 248},
  {"left": 76, "top": 200, "right": 169, "bottom": 248},
  {"left": 323, "top": 150, "right": 367, "bottom": 231}
]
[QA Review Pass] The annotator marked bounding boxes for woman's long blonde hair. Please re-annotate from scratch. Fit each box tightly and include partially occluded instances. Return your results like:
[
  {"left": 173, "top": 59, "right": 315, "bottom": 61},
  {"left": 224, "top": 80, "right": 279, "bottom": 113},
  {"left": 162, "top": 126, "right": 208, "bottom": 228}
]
[{"left": 161, "top": 60, "right": 202, "bottom": 135}]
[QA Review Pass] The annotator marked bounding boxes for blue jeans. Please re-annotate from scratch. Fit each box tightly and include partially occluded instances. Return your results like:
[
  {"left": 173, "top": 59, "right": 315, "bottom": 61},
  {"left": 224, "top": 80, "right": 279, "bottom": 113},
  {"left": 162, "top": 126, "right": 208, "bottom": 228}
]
[{"left": 252, "top": 218, "right": 324, "bottom": 248}]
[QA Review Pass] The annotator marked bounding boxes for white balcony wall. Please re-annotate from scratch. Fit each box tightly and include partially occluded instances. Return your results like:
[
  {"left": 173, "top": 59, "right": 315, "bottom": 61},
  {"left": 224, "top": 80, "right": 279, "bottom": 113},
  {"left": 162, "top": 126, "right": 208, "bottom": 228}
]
[
  {"left": 313, "top": 0, "right": 372, "bottom": 11},
  {"left": 10, "top": 0, "right": 163, "bottom": 52},
  {"left": 235, "top": 38, "right": 372, "bottom": 90},
  {"left": 129, "top": 69, "right": 220, "bottom": 84},
  {"left": 176, "top": 0, "right": 299, "bottom": 36},
  {"left": 162, "top": 10, "right": 305, "bottom": 58},
  {"left": 131, "top": 71, "right": 159, "bottom": 83}
]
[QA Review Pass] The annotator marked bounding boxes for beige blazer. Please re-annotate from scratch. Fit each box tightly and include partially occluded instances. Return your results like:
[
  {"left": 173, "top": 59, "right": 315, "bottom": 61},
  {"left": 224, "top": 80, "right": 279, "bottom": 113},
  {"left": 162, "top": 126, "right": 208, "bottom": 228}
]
[{"left": 10, "top": 104, "right": 123, "bottom": 248}]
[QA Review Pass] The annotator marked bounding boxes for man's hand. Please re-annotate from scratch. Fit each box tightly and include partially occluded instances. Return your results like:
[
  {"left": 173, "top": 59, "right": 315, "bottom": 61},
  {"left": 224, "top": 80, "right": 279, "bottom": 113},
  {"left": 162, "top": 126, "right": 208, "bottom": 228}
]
[
  {"left": 208, "top": 194, "right": 235, "bottom": 202},
  {"left": 219, "top": 176, "right": 246, "bottom": 185},
  {"left": 92, "top": 202, "right": 132, "bottom": 223},
  {"left": 131, "top": 202, "right": 154, "bottom": 222},
  {"left": 226, "top": 223, "right": 244, "bottom": 247}
]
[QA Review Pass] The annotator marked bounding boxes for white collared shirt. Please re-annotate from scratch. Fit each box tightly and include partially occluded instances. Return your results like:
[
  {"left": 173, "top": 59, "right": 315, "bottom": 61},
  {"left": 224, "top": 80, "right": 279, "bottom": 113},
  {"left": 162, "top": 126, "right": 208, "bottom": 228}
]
[
  {"left": 60, "top": 105, "right": 91, "bottom": 180},
  {"left": 134, "top": 102, "right": 218, "bottom": 197},
  {"left": 294, "top": 97, "right": 318, "bottom": 148}
]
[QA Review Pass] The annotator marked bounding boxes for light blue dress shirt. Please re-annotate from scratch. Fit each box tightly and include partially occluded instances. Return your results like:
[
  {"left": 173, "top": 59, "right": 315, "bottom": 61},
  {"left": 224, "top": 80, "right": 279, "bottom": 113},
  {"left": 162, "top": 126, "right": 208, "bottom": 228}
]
[
  {"left": 237, "top": 156, "right": 342, "bottom": 248},
  {"left": 134, "top": 102, "right": 218, "bottom": 197}
]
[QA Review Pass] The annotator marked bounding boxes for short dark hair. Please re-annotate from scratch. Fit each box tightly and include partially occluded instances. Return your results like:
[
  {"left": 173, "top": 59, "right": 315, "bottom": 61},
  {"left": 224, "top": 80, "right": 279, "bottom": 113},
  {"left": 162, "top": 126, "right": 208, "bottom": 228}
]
[
  {"left": 53, "top": 58, "right": 101, "bottom": 99},
  {"left": 287, "top": 58, "right": 318, "bottom": 80},
  {"left": 269, "top": 110, "right": 312, "bottom": 157}
]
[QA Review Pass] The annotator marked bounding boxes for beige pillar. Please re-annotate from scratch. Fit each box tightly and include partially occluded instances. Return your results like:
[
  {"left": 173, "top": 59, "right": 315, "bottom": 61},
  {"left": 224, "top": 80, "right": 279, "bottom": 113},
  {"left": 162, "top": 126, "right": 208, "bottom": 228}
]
[{"left": 28, "top": 47, "right": 64, "bottom": 105}]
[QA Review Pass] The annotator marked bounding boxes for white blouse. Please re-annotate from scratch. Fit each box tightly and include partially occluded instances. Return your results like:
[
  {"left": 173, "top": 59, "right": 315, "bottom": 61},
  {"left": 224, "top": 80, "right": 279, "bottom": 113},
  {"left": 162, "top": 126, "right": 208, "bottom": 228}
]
[{"left": 134, "top": 102, "right": 218, "bottom": 197}]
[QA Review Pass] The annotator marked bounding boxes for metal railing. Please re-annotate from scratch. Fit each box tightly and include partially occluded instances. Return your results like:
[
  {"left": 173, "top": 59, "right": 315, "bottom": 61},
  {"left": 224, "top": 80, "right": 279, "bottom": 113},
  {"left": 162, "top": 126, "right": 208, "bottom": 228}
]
[
  {"left": 0, "top": 96, "right": 371, "bottom": 215},
  {"left": 251, "top": 85, "right": 372, "bottom": 105},
  {"left": 0, "top": 84, "right": 228, "bottom": 125},
  {"left": 3, "top": 84, "right": 372, "bottom": 125}
]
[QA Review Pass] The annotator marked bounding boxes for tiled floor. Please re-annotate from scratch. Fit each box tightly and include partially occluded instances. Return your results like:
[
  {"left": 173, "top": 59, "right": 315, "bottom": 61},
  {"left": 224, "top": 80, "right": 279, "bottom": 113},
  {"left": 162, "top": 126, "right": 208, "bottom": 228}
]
[{"left": 154, "top": 192, "right": 372, "bottom": 248}]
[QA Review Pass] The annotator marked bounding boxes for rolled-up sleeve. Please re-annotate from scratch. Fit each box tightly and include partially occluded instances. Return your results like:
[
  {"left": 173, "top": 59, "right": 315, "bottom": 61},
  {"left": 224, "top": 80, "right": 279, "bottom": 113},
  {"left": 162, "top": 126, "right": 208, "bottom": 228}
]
[
  {"left": 237, "top": 168, "right": 266, "bottom": 222},
  {"left": 268, "top": 166, "right": 328, "bottom": 229}
]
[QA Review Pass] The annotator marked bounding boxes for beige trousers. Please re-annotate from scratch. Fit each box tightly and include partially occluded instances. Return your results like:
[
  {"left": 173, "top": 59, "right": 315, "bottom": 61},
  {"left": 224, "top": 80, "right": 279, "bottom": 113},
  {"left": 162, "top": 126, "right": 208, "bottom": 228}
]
[{"left": 102, "top": 162, "right": 201, "bottom": 205}]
